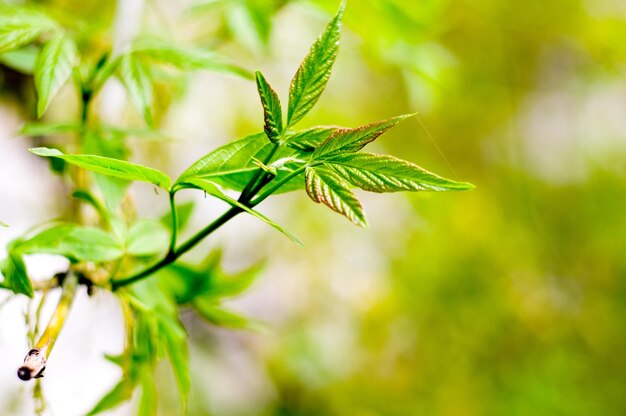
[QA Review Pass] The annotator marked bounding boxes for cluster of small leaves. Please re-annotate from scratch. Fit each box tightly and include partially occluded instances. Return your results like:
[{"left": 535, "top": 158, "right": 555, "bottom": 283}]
[{"left": 0, "top": 0, "right": 473, "bottom": 414}]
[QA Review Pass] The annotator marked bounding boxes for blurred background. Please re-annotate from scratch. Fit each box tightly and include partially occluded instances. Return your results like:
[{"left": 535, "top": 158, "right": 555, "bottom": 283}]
[{"left": 1, "top": 0, "right": 626, "bottom": 414}]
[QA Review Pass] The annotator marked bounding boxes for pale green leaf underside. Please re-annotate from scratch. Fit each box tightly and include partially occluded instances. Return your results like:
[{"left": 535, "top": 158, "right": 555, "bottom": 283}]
[
  {"left": 19, "top": 224, "right": 124, "bottom": 262},
  {"left": 287, "top": 1, "right": 344, "bottom": 127},
  {"left": 180, "top": 178, "right": 303, "bottom": 245},
  {"left": 30, "top": 147, "right": 172, "bottom": 190},
  {"left": 305, "top": 165, "right": 366, "bottom": 227},
  {"left": 117, "top": 53, "right": 153, "bottom": 126},
  {"left": 0, "top": 45, "right": 38, "bottom": 74},
  {"left": 312, "top": 114, "right": 413, "bottom": 159},
  {"left": 34, "top": 33, "right": 77, "bottom": 117},
  {"left": 255, "top": 71, "right": 282, "bottom": 143},
  {"left": 177, "top": 133, "right": 303, "bottom": 194},
  {"left": 325, "top": 153, "right": 475, "bottom": 192}
]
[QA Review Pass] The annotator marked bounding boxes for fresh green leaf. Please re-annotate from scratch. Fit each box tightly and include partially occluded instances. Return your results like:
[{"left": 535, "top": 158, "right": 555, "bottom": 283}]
[
  {"left": 285, "top": 126, "right": 340, "bottom": 152},
  {"left": 287, "top": 1, "right": 345, "bottom": 127},
  {"left": 312, "top": 114, "right": 413, "bottom": 159},
  {"left": 117, "top": 53, "right": 153, "bottom": 126},
  {"left": 176, "top": 133, "right": 303, "bottom": 193},
  {"left": 20, "top": 121, "right": 82, "bottom": 136},
  {"left": 132, "top": 38, "right": 253, "bottom": 79},
  {"left": 86, "top": 380, "right": 135, "bottom": 416},
  {"left": 0, "top": 24, "right": 43, "bottom": 54},
  {"left": 255, "top": 71, "right": 283, "bottom": 143},
  {"left": 0, "top": 242, "right": 33, "bottom": 297},
  {"left": 161, "top": 201, "right": 195, "bottom": 232},
  {"left": 224, "top": 0, "right": 272, "bottom": 55},
  {"left": 72, "top": 190, "right": 111, "bottom": 226},
  {"left": 193, "top": 299, "right": 255, "bottom": 329},
  {"left": 126, "top": 220, "right": 170, "bottom": 257},
  {"left": 305, "top": 165, "right": 366, "bottom": 227},
  {"left": 0, "top": 220, "right": 7, "bottom": 227},
  {"left": 90, "top": 55, "right": 121, "bottom": 93},
  {"left": 138, "top": 369, "right": 158, "bottom": 416},
  {"left": 19, "top": 224, "right": 124, "bottom": 262},
  {"left": 327, "top": 153, "right": 476, "bottom": 192},
  {"left": 179, "top": 178, "right": 303, "bottom": 245},
  {"left": 0, "top": 45, "right": 38, "bottom": 73},
  {"left": 29, "top": 147, "right": 172, "bottom": 190},
  {"left": 34, "top": 33, "right": 78, "bottom": 117},
  {"left": 158, "top": 312, "right": 190, "bottom": 411}
]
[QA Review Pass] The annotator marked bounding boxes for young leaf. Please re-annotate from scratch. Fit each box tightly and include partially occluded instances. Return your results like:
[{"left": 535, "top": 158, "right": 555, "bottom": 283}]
[
  {"left": 132, "top": 38, "right": 253, "bottom": 79},
  {"left": 20, "top": 122, "right": 82, "bottom": 136},
  {"left": 161, "top": 201, "right": 195, "bottom": 233},
  {"left": 325, "top": 153, "right": 475, "bottom": 192},
  {"left": 179, "top": 178, "right": 303, "bottom": 245},
  {"left": 287, "top": 1, "right": 345, "bottom": 127},
  {"left": 255, "top": 71, "right": 283, "bottom": 143},
  {"left": 285, "top": 126, "right": 340, "bottom": 152},
  {"left": 85, "top": 380, "right": 135, "bottom": 416},
  {"left": 312, "top": 114, "right": 413, "bottom": 159},
  {"left": 19, "top": 224, "right": 124, "bottom": 262},
  {"left": 193, "top": 299, "right": 255, "bottom": 329},
  {"left": 158, "top": 313, "right": 190, "bottom": 411},
  {"left": 176, "top": 133, "right": 303, "bottom": 194},
  {"left": 0, "top": 24, "right": 42, "bottom": 54},
  {"left": 305, "top": 165, "right": 366, "bottom": 227},
  {"left": 29, "top": 147, "right": 172, "bottom": 190},
  {"left": 117, "top": 53, "right": 153, "bottom": 126},
  {"left": 126, "top": 220, "right": 170, "bottom": 257},
  {"left": 34, "top": 33, "right": 78, "bottom": 117},
  {"left": 0, "top": 245, "right": 33, "bottom": 297}
]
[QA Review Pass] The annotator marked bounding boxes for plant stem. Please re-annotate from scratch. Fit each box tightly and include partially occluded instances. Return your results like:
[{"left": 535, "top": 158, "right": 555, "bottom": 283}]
[
  {"left": 111, "top": 144, "right": 297, "bottom": 290},
  {"left": 18, "top": 273, "right": 78, "bottom": 381},
  {"left": 168, "top": 191, "right": 178, "bottom": 254}
]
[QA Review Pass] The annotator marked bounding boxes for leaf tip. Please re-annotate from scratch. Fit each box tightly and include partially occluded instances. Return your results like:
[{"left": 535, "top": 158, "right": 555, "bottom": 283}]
[{"left": 29, "top": 147, "right": 63, "bottom": 157}]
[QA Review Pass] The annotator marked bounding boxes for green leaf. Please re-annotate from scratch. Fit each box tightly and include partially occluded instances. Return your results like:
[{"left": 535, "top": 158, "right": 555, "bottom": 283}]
[
  {"left": 255, "top": 71, "right": 283, "bottom": 143},
  {"left": 29, "top": 147, "right": 172, "bottom": 190},
  {"left": 179, "top": 178, "right": 303, "bottom": 245},
  {"left": 287, "top": 1, "right": 345, "bottom": 127},
  {"left": 193, "top": 299, "right": 255, "bottom": 329},
  {"left": 312, "top": 114, "right": 413, "bottom": 159},
  {"left": 176, "top": 133, "right": 303, "bottom": 194},
  {"left": 285, "top": 126, "right": 340, "bottom": 152},
  {"left": 326, "top": 153, "right": 475, "bottom": 192},
  {"left": 0, "top": 220, "right": 7, "bottom": 227},
  {"left": 19, "top": 224, "right": 124, "bottom": 262},
  {"left": 0, "top": 45, "right": 38, "bottom": 73},
  {"left": 0, "top": 24, "right": 43, "bottom": 54},
  {"left": 305, "top": 165, "right": 366, "bottom": 227},
  {"left": 126, "top": 220, "right": 170, "bottom": 257},
  {"left": 132, "top": 38, "right": 253, "bottom": 79},
  {"left": 117, "top": 53, "right": 153, "bottom": 126},
  {"left": 34, "top": 33, "right": 78, "bottom": 117},
  {"left": 20, "top": 121, "right": 82, "bottom": 136},
  {"left": 158, "top": 313, "right": 190, "bottom": 411},
  {"left": 0, "top": 243, "right": 33, "bottom": 297},
  {"left": 161, "top": 201, "right": 195, "bottom": 233},
  {"left": 86, "top": 380, "right": 135, "bottom": 416},
  {"left": 72, "top": 190, "right": 111, "bottom": 226}
]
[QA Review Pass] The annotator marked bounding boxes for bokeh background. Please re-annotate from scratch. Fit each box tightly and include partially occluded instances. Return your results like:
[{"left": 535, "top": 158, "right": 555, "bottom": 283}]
[{"left": 1, "top": 0, "right": 626, "bottom": 415}]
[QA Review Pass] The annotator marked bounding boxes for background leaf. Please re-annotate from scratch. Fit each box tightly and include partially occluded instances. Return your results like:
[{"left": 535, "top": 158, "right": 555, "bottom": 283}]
[
  {"left": 287, "top": 1, "right": 344, "bottom": 127},
  {"left": 29, "top": 147, "right": 172, "bottom": 190},
  {"left": 34, "top": 33, "right": 78, "bottom": 117},
  {"left": 18, "top": 224, "right": 124, "bottom": 262},
  {"left": 117, "top": 53, "right": 154, "bottom": 126},
  {"left": 126, "top": 220, "right": 170, "bottom": 257},
  {"left": 305, "top": 165, "right": 366, "bottom": 227}
]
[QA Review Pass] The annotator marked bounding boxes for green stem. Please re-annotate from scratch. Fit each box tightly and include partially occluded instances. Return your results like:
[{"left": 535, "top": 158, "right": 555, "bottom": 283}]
[
  {"left": 168, "top": 191, "right": 178, "bottom": 254},
  {"left": 239, "top": 144, "right": 280, "bottom": 202},
  {"left": 250, "top": 165, "right": 307, "bottom": 207},
  {"left": 111, "top": 144, "right": 295, "bottom": 291}
]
